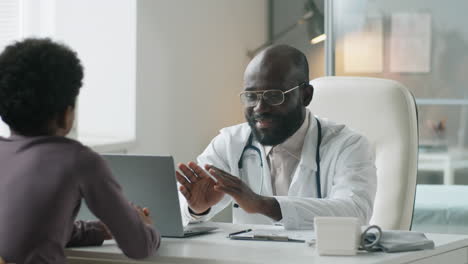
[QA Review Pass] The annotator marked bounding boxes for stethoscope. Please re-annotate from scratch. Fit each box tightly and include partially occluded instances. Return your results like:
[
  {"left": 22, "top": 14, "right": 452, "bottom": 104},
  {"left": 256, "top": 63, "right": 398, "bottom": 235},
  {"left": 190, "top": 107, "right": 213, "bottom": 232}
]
[{"left": 236, "top": 117, "right": 323, "bottom": 204}]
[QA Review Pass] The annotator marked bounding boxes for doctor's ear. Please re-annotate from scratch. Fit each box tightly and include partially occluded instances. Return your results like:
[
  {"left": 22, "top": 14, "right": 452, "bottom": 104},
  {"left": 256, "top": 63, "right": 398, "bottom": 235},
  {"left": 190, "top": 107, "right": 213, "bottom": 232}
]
[{"left": 302, "top": 84, "right": 314, "bottom": 106}]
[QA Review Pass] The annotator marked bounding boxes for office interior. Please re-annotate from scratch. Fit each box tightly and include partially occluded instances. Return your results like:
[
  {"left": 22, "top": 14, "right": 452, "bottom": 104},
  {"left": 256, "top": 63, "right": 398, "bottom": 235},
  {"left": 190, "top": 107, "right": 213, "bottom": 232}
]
[{"left": 1, "top": 0, "right": 468, "bottom": 260}]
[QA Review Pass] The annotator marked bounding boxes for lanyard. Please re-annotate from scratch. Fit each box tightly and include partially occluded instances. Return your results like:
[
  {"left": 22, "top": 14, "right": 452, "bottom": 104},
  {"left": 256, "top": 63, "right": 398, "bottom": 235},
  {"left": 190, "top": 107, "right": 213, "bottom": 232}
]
[{"left": 237, "top": 117, "right": 322, "bottom": 198}]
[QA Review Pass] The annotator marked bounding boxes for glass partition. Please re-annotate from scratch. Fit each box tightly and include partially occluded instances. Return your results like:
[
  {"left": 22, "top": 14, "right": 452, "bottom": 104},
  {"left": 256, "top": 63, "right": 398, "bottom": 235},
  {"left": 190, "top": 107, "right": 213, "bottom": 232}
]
[
  {"left": 329, "top": 0, "right": 468, "bottom": 233},
  {"left": 330, "top": 0, "right": 468, "bottom": 180}
]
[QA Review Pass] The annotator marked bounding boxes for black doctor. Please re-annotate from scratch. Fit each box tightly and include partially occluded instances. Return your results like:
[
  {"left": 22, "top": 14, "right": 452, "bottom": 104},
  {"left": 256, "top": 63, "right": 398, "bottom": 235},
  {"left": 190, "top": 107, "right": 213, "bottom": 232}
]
[{"left": 175, "top": 44, "right": 314, "bottom": 221}]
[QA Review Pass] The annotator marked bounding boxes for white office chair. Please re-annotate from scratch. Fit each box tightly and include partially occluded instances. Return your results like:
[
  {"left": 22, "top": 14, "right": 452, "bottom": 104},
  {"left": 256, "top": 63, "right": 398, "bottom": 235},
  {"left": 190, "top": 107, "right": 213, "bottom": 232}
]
[{"left": 308, "top": 76, "right": 418, "bottom": 230}]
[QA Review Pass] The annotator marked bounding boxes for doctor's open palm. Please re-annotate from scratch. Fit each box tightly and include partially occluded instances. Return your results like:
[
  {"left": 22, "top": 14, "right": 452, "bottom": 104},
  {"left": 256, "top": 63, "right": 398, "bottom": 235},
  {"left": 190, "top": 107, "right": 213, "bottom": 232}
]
[{"left": 176, "top": 162, "right": 224, "bottom": 214}]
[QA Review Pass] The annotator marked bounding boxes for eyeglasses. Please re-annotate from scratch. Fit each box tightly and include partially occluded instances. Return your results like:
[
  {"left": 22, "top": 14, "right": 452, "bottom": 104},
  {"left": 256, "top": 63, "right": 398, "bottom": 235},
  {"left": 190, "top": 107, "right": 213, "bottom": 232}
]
[{"left": 239, "top": 82, "right": 307, "bottom": 107}]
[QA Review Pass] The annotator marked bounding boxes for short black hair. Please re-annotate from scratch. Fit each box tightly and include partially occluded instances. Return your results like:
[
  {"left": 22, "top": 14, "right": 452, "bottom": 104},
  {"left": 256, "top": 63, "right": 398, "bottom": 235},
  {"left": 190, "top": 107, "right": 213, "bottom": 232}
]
[
  {"left": 259, "top": 44, "right": 310, "bottom": 84},
  {"left": 293, "top": 50, "right": 309, "bottom": 83},
  {"left": 274, "top": 45, "right": 309, "bottom": 82},
  {"left": 0, "top": 38, "right": 83, "bottom": 136}
]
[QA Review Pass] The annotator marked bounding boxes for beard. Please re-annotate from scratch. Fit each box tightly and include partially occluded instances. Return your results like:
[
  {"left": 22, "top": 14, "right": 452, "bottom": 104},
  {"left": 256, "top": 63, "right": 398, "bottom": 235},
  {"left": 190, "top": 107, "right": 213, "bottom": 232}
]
[{"left": 246, "top": 104, "right": 305, "bottom": 146}]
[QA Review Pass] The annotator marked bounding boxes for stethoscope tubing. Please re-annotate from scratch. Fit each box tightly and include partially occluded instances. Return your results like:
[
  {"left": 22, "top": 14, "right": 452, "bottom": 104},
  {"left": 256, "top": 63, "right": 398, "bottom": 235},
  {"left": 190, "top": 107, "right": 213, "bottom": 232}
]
[{"left": 237, "top": 118, "right": 323, "bottom": 199}]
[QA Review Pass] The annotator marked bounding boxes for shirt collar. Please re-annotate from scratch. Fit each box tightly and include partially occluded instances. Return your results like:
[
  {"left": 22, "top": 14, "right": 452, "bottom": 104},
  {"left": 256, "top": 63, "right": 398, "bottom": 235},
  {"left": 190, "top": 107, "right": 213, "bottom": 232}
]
[{"left": 264, "top": 109, "right": 311, "bottom": 159}]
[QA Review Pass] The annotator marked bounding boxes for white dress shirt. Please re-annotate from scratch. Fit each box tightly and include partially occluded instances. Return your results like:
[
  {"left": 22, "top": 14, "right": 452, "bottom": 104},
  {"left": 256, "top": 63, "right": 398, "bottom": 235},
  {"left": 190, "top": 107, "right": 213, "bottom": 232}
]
[{"left": 265, "top": 111, "right": 310, "bottom": 196}]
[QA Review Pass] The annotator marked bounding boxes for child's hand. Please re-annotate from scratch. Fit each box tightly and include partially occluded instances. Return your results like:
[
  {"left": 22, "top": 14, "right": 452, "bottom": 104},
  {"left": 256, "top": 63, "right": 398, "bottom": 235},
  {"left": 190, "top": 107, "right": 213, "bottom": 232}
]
[
  {"left": 133, "top": 204, "right": 154, "bottom": 226},
  {"left": 98, "top": 221, "right": 113, "bottom": 240}
]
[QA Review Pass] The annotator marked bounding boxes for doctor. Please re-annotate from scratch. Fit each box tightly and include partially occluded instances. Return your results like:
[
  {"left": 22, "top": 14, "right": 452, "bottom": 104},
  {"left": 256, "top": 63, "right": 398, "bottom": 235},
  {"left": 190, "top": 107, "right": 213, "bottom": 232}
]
[{"left": 176, "top": 45, "right": 377, "bottom": 230}]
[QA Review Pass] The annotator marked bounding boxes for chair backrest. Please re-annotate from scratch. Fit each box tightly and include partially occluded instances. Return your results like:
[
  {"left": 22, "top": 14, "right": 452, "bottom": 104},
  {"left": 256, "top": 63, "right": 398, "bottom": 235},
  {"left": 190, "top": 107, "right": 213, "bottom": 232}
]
[{"left": 308, "top": 76, "right": 418, "bottom": 230}]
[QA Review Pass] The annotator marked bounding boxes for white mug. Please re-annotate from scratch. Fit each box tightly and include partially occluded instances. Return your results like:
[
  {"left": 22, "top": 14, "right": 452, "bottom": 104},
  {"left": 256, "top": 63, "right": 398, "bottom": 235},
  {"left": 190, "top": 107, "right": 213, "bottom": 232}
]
[{"left": 314, "top": 216, "right": 361, "bottom": 256}]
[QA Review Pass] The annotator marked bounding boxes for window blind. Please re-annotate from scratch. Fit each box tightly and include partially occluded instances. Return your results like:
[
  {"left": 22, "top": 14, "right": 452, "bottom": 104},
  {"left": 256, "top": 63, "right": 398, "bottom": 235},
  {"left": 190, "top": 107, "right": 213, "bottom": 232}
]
[
  {"left": 0, "top": 0, "right": 20, "bottom": 136},
  {"left": 0, "top": 0, "right": 21, "bottom": 52}
]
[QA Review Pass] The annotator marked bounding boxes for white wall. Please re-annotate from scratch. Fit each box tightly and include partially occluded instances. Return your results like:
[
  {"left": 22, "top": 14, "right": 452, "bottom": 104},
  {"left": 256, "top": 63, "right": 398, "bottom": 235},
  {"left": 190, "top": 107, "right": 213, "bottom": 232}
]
[{"left": 133, "top": 0, "right": 268, "bottom": 164}]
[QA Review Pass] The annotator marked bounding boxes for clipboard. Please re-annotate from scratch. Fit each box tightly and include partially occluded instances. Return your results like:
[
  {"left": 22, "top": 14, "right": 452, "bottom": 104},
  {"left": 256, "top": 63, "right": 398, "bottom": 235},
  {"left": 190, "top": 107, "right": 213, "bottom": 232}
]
[{"left": 228, "top": 229, "right": 313, "bottom": 243}]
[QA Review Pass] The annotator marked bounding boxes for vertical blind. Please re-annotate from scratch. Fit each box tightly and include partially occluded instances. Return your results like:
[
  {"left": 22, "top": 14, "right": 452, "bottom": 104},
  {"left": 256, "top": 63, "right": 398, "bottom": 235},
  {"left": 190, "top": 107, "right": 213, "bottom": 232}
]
[
  {"left": 0, "top": 0, "right": 20, "bottom": 136},
  {"left": 0, "top": 0, "right": 21, "bottom": 52}
]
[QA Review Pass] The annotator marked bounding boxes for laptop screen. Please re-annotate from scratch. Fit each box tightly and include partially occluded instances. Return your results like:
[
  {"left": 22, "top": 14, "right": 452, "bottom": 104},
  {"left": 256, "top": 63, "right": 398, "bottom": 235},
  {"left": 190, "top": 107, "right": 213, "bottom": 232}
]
[{"left": 76, "top": 154, "right": 185, "bottom": 237}]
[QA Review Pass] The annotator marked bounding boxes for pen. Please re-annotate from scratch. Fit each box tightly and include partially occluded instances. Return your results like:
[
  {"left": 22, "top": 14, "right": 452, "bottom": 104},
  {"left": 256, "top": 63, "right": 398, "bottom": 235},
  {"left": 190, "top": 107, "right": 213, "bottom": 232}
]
[{"left": 228, "top": 228, "right": 252, "bottom": 237}]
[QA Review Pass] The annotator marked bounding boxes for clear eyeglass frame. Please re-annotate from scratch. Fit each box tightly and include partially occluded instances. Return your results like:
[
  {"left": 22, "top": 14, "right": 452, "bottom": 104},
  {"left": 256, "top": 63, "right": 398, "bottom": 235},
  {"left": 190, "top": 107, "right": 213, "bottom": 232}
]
[{"left": 239, "top": 82, "right": 307, "bottom": 107}]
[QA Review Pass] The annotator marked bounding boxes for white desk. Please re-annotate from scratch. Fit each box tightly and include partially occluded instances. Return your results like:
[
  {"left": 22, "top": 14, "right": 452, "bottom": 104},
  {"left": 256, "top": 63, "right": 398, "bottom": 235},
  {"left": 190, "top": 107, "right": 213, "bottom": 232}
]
[{"left": 66, "top": 223, "right": 468, "bottom": 264}]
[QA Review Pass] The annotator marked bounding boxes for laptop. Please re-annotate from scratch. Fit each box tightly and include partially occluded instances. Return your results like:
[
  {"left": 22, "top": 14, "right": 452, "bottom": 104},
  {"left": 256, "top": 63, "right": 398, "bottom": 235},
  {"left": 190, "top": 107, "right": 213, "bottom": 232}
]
[{"left": 77, "top": 154, "right": 217, "bottom": 237}]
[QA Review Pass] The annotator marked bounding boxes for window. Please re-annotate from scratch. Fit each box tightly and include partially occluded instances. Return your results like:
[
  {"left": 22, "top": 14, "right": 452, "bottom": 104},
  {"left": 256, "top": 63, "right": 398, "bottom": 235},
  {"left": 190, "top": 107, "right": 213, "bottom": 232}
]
[
  {"left": 0, "top": 0, "right": 22, "bottom": 137},
  {"left": 0, "top": 0, "right": 136, "bottom": 151},
  {"left": 328, "top": 0, "right": 468, "bottom": 184}
]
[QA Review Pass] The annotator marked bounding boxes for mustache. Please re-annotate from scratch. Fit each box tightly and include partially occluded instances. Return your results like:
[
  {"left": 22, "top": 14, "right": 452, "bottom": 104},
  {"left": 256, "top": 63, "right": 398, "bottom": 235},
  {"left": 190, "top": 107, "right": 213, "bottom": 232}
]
[{"left": 250, "top": 113, "right": 280, "bottom": 120}]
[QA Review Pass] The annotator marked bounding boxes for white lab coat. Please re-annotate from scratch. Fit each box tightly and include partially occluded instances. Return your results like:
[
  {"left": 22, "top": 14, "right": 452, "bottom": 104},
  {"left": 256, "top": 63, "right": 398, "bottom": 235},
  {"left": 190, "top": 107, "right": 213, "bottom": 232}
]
[{"left": 180, "top": 113, "right": 377, "bottom": 230}]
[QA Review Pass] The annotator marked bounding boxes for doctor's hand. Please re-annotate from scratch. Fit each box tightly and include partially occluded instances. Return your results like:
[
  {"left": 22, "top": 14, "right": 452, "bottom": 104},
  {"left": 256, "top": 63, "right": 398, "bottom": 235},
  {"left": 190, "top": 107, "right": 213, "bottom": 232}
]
[
  {"left": 206, "top": 165, "right": 282, "bottom": 221},
  {"left": 176, "top": 162, "right": 225, "bottom": 214}
]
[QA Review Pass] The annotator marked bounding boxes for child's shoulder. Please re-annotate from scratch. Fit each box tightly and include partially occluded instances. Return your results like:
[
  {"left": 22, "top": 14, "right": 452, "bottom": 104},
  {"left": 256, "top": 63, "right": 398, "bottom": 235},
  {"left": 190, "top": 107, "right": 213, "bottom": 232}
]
[
  {"left": 30, "top": 136, "right": 101, "bottom": 164},
  {"left": 32, "top": 136, "right": 90, "bottom": 153},
  {"left": 49, "top": 138, "right": 107, "bottom": 176}
]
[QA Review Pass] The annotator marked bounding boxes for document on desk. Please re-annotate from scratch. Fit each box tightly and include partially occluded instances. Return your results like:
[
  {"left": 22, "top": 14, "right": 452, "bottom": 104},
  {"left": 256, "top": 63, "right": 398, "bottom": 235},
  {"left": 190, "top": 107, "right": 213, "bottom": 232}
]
[{"left": 229, "top": 229, "right": 315, "bottom": 243}]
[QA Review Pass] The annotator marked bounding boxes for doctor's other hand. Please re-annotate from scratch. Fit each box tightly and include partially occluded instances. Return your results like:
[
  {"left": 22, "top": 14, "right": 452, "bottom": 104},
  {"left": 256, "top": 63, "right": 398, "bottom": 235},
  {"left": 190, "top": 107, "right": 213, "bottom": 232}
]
[
  {"left": 206, "top": 165, "right": 262, "bottom": 214},
  {"left": 207, "top": 165, "right": 282, "bottom": 221},
  {"left": 176, "top": 162, "right": 224, "bottom": 214}
]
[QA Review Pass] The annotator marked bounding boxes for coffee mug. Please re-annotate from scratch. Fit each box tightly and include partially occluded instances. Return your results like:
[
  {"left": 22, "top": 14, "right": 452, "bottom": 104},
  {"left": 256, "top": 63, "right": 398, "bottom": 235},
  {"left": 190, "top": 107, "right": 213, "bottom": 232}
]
[
  {"left": 314, "top": 216, "right": 361, "bottom": 256},
  {"left": 314, "top": 217, "right": 383, "bottom": 256}
]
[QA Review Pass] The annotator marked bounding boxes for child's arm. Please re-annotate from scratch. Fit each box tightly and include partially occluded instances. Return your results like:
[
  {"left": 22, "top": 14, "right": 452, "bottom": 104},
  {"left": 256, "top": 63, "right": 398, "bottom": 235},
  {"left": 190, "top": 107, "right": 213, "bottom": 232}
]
[{"left": 76, "top": 148, "right": 161, "bottom": 259}]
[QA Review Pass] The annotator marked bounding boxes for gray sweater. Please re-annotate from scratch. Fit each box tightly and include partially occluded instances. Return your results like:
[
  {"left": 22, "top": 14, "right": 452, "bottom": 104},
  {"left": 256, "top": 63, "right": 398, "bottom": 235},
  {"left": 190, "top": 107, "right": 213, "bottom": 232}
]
[{"left": 0, "top": 134, "right": 160, "bottom": 263}]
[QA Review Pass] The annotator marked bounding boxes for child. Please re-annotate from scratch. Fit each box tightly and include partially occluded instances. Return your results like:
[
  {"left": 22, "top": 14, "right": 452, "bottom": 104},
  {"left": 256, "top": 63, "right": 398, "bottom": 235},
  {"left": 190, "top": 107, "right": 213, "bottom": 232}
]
[{"left": 0, "top": 38, "right": 160, "bottom": 263}]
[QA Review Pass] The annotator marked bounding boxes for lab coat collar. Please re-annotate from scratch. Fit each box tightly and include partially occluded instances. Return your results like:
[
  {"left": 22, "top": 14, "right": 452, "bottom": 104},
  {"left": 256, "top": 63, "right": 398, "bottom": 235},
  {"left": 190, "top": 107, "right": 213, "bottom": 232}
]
[
  {"left": 287, "top": 112, "right": 320, "bottom": 196},
  {"left": 252, "top": 139, "right": 274, "bottom": 195},
  {"left": 297, "top": 111, "right": 320, "bottom": 172},
  {"left": 230, "top": 123, "right": 274, "bottom": 195}
]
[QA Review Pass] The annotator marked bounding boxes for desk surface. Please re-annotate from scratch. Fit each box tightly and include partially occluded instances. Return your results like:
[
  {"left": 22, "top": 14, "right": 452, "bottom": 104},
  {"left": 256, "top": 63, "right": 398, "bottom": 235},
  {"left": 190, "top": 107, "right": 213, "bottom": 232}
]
[{"left": 66, "top": 222, "right": 468, "bottom": 264}]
